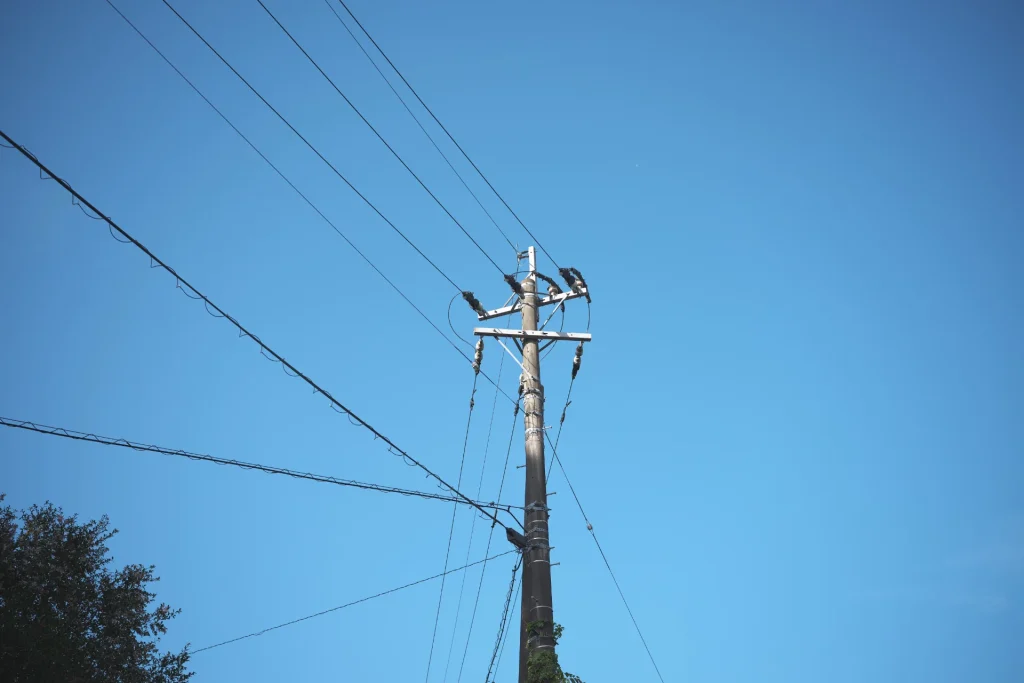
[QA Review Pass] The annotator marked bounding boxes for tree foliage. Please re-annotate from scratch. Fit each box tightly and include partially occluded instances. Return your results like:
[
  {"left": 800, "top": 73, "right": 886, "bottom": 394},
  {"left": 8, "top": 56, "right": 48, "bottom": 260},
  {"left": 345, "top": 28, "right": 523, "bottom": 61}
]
[
  {"left": 526, "top": 621, "right": 584, "bottom": 683},
  {"left": 0, "top": 495, "right": 192, "bottom": 682}
]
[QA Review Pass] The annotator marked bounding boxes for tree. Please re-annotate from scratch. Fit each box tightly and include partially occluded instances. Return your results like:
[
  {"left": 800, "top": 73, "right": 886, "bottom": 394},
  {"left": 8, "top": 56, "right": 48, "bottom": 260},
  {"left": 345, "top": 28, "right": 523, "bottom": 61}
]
[
  {"left": 526, "top": 622, "right": 584, "bottom": 683},
  {"left": 0, "top": 495, "right": 192, "bottom": 682}
]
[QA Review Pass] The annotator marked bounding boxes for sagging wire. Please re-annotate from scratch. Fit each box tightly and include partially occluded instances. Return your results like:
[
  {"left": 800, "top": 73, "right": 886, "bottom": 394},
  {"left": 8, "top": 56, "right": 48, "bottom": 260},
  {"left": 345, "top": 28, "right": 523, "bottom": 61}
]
[
  {"left": 483, "top": 554, "right": 524, "bottom": 683},
  {"left": 424, "top": 353, "right": 483, "bottom": 683},
  {"left": 0, "top": 417, "right": 522, "bottom": 516},
  {"left": 0, "top": 129, "right": 512, "bottom": 534},
  {"left": 192, "top": 548, "right": 517, "bottom": 654}
]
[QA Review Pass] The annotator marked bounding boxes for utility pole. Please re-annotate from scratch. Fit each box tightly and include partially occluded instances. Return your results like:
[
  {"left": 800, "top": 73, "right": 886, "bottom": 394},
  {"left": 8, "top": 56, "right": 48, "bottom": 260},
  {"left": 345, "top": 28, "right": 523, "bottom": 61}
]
[{"left": 470, "top": 247, "right": 591, "bottom": 683}]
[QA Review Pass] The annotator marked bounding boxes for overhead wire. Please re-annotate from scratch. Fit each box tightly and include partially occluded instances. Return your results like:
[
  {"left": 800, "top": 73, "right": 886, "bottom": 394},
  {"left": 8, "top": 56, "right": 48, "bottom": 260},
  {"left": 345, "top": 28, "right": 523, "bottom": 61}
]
[
  {"left": 156, "top": 0, "right": 460, "bottom": 291},
  {"left": 479, "top": 557, "right": 520, "bottom": 683},
  {"left": 487, "top": 573, "right": 523, "bottom": 683},
  {"left": 332, "top": 0, "right": 562, "bottom": 269},
  {"left": 0, "top": 417, "right": 523, "bottom": 518},
  {"left": 424, "top": 365, "right": 482, "bottom": 682},
  {"left": 321, "top": 0, "right": 518, "bottom": 255},
  {"left": 454, "top": 323, "right": 520, "bottom": 682},
  {"left": 546, "top": 376, "right": 576, "bottom": 482},
  {"left": 102, "top": 0, "right": 480, "bottom": 386},
  {"left": 447, "top": 292, "right": 474, "bottom": 349},
  {"left": 192, "top": 548, "right": 517, "bottom": 654},
  {"left": 539, "top": 354, "right": 666, "bottom": 682},
  {"left": 256, "top": 0, "right": 506, "bottom": 275},
  {"left": 441, "top": 325, "right": 509, "bottom": 682},
  {"left": 0, "top": 129, "right": 512, "bottom": 533}
]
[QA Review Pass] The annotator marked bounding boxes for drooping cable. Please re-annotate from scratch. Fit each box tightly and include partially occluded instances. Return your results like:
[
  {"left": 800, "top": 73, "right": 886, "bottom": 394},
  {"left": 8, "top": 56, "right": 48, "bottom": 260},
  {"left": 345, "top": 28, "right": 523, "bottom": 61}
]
[
  {"left": 192, "top": 549, "right": 516, "bottom": 654},
  {"left": 256, "top": 0, "right": 506, "bottom": 275},
  {"left": 424, "top": 363, "right": 481, "bottom": 682},
  {"left": 0, "top": 129, "right": 511, "bottom": 532},
  {"left": 333, "top": 0, "right": 562, "bottom": 269},
  {"left": 157, "top": 0, "right": 461, "bottom": 291},
  {"left": 0, "top": 417, "right": 522, "bottom": 518},
  {"left": 322, "top": 0, "right": 518, "bottom": 255}
]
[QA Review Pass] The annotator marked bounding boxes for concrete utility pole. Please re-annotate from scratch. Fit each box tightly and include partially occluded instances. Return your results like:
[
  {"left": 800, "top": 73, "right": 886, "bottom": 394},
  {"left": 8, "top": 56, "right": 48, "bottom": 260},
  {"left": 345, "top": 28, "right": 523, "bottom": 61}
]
[{"left": 471, "top": 247, "right": 591, "bottom": 683}]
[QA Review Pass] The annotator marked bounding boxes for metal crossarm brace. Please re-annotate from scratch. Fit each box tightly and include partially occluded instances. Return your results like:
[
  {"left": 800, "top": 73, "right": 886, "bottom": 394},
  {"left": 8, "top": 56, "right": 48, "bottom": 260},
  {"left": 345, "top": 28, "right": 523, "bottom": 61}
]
[{"left": 473, "top": 328, "right": 592, "bottom": 343}]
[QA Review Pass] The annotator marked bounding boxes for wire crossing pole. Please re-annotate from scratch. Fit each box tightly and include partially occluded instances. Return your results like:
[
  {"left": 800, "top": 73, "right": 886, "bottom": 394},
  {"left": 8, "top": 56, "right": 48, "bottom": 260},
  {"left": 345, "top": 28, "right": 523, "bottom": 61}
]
[{"left": 470, "top": 247, "right": 591, "bottom": 683}]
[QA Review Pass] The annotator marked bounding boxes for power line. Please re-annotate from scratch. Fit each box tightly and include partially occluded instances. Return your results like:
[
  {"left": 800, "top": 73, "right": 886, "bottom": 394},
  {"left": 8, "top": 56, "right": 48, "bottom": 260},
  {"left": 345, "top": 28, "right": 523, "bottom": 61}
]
[
  {"left": 0, "top": 417, "right": 519, "bottom": 518},
  {"left": 484, "top": 561, "right": 522, "bottom": 683},
  {"left": 425, "top": 368, "right": 481, "bottom": 682},
  {"left": 157, "top": 0, "right": 461, "bottom": 291},
  {"left": 544, "top": 435, "right": 665, "bottom": 682},
  {"left": 492, "top": 577, "right": 521, "bottom": 680},
  {"left": 256, "top": 0, "right": 506, "bottom": 275},
  {"left": 101, "top": 2, "right": 473, "bottom": 389},
  {"left": 192, "top": 548, "right": 517, "bottom": 654},
  {"left": 322, "top": 0, "right": 518, "bottom": 254},
  {"left": 529, "top": 342, "right": 664, "bottom": 681},
  {"left": 546, "top": 376, "right": 577, "bottom": 482},
  {"left": 101, "top": 0, "right": 478, "bottom": 391},
  {"left": 334, "top": 0, "right": 562, "bottom": 269},
  {"left": 455, "top": 356, "right": 520, "bottom": 682},
  {"left": 0, "top": 129, "right": 510, "bottom": 533},
  {"left": 442, "top": 343, "right": 507, "bottom": 682}
]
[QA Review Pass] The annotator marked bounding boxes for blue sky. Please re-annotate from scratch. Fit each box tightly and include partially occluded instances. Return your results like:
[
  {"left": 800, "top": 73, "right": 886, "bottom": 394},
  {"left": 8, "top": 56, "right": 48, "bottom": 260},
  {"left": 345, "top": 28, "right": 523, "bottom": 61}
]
[{"left": 2, "top": 0, "right": 1022, "bottom": 681}]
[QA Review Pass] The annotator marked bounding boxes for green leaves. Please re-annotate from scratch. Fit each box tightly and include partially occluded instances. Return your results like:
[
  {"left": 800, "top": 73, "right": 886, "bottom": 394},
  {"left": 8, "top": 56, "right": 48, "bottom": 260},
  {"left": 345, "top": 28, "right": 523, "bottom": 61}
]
[
  {"left": 525, "top": 621, "right": 585, "bottom": 683},
  {"left": 0, "top": 497, "right": 193, "bottom": 682}
]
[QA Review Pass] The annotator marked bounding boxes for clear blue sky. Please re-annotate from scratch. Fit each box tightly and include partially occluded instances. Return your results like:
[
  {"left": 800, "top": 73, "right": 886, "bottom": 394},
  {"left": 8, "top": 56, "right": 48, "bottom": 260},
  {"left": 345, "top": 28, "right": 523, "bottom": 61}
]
[{"left": 2, "top": 0, "right": 1022, "bottom": 680}]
